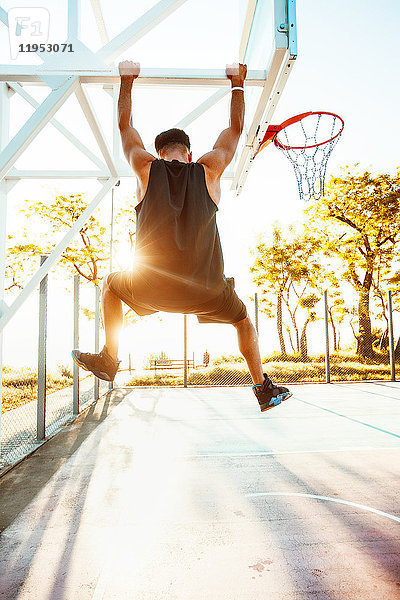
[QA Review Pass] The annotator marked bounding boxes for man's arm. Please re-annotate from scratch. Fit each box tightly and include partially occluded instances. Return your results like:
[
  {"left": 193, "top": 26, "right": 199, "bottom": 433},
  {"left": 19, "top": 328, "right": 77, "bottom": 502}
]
[
  {"left": 198, "top": 63, "right": 247, "bottom": 178},
  {"left": 118, "top": 61, "right": 155, "bottom": 176}
]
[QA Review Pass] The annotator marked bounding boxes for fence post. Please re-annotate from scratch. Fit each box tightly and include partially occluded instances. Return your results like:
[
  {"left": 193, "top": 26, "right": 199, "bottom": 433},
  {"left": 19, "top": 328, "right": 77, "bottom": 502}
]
[
  {"left": 37, "top": 255, "right": 48, "bottom": 441},
  {"left": 0, "top": 182, "right": 8, "bottom": 449},
  {"left": 73, "top": 275, "right": 80, "bottom": 415},
  {"left": 94, "top": 285, "right": 100, "bottom": 401},
  {"left": 324, "top": 290, "right": 331, "bottom": 384},
  {"left": 388, "top": 290, "right": 396, "bottom": 382},
  {"left": 183, "top": 314, "right": 188, "bottom": 388},
  {"left": 254, "top": 292, "right": 259, "bottom": 335},
  {"left": 0, "top": 84, "right": 12, "bottom": 453}
]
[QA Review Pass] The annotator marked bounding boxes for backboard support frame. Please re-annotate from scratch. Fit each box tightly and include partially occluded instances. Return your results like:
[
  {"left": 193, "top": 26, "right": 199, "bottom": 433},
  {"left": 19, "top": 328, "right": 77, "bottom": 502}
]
[{"left": 0, "top": 0, "right": 297, "bottom": 337}]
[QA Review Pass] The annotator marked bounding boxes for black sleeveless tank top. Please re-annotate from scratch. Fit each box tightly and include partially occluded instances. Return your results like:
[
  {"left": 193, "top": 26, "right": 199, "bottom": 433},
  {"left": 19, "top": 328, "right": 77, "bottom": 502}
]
[{"left": 132, "top": 159, "right": 227, "bottom": 309}]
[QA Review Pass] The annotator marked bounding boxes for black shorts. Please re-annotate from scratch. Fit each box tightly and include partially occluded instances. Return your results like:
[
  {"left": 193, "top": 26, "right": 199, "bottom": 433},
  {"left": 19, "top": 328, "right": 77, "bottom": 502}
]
[{"left": 107, "top": 273, "right": 247, "bottom": 325}]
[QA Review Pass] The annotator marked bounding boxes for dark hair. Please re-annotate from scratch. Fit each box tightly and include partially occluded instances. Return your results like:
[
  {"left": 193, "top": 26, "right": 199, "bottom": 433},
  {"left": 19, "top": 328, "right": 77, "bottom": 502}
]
[{"left": 154, "top": 128, "right": 191, "bottom": 154}]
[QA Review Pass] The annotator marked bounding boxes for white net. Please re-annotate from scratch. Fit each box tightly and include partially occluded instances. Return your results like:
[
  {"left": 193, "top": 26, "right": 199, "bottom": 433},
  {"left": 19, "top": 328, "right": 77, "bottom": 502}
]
[{"left": 274, "top": 112, "right": 344, "bottom": 201}]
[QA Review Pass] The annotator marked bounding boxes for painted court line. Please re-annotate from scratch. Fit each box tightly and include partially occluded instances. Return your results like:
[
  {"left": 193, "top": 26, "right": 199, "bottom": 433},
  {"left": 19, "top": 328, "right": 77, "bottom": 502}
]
[
  {"left": 295, "top": 397, "right": 400, "bottom": 439},
  {"left": 245, "top": 492, "right": 400, "bottom": 523},
  {"left": 343, "top": 384, "right": 400, "bottom": 402},
  {"left": 191, "top": 446, "right": 400, "bottom": 458}
]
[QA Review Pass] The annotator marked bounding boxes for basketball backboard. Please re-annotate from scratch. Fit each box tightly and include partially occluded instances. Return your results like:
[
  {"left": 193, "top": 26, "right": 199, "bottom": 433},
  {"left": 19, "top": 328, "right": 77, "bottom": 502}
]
[
  {"left": 0, "top": 0, "right": 297, "bottom": 332},
  {"left": 0, "top": 0, "right": 297, "bottom": 191}
]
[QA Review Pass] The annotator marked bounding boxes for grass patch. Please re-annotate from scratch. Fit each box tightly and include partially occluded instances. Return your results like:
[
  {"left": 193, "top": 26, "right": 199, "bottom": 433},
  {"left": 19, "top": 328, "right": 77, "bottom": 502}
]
[
  {"left": 1, "top": 366, "right": 73, "bottom": 414},
  {"left": 125, "top": 355, "right": 393, "bottom": 387},
  {"left": 125, "top": 373, "right": 184, "bottom": 387}
]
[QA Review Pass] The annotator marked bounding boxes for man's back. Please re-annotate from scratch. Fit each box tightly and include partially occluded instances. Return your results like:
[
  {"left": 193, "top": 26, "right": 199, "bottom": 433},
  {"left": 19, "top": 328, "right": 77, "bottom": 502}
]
[{"left": 132, "top": 159, "right": 226, "bottom": 309}]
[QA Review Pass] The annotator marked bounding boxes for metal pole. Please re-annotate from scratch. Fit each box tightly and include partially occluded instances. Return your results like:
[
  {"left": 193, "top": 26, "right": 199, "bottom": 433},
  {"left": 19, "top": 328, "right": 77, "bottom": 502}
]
[
  {"left": 37, "top": 255, "right": 48, "bottom": 440},
  {"left": 324, "top": 290, "right": 331, "bottom": 384},
  {"left": 0, "top": 183, "right": 6, "bottom": 447},
  {"left": 109, "top": 180, "right": 120, "bottom": 272},
  {"left": 108, "top": 181, "right": 119, "bottom": 391},
  {"left": 183, "top": 314, "right": 188, "bottom": 388},
  {"left": 94, "top": 285, "right": 100, "bottom": 401},
  {"left": 73, "top": 275, "right": 80, "bottom": 415},
  {"left": 388, "top": 290, "right": 396, "bottom": 382},
  {"left": 254, "top": 292, "right": 259, "bottom": 334},
  {"left": 0, "top": 83, "right": 11, "bottom": 453},
  {"left": 109, "top": 187, "right": 114, "bottom": 272}
]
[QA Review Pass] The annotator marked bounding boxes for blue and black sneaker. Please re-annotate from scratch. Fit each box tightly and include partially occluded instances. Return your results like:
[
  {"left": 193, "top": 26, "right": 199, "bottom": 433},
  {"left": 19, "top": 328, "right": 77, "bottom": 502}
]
[
  {"left": 252, "top": 373, "right": 292, "bottom": 412},
  {"left": 72, "top": 346, "right": 119, "bottom": 382}
]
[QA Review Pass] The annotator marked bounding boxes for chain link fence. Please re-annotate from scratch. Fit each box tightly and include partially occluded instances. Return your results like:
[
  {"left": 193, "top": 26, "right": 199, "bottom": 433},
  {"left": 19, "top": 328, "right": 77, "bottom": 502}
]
[
  {"left": 119, "top": 288, "right": 399, "bottom": 388},
  {"left": 0, "top": 266, "right": 108, "bottom": 474},
  {"left": 2, "top": 277, "right": 398, "bottom": 471}
]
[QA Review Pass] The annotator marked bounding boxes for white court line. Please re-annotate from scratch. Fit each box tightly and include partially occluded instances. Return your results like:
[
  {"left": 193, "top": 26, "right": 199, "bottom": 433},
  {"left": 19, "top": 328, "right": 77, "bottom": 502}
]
[
  {"left": 191, "top": 446, "right": 400, "bottom": 458},
  {"left": 92, "top": 572, "right": 108, "bottom": 600},
  {"left": 245, "top": 492, "right": 400, "bottom": 523}
]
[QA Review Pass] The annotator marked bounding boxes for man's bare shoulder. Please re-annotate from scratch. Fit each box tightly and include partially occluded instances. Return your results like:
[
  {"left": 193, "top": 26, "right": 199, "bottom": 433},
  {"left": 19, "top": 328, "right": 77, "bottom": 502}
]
[
  {"left": 197, "top": 150, "right": 225, "bottom": 179},
  {"left": 195, "top": 158, "right": 221, "bottom": 206}
]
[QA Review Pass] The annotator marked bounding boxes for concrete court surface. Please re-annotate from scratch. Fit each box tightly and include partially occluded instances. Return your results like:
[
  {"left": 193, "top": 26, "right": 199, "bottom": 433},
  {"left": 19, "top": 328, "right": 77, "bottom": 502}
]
[{"left": 0, "top": 382, "right": 400, "bottom": 600}]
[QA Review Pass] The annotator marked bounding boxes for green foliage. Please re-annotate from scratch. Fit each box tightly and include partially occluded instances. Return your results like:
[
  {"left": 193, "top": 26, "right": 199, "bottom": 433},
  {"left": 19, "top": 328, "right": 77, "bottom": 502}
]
[
  {"left": 212, "top": 354, "right": 245, "bottom": 365},
  {"left": 251, "top": 225, "right": 328, "bottom": 357},
  {"left": 306, "top": 165, "right": 400, "bottom": 357},
  {"left": 5, "top": 237, "right": 43, "bottom": 291},
  {"left": 126, "top": 355, "right": 393, "bottom": 387},
  {"left": 22, "top": 193, "right": 109, "bottom": 286},
  {"left": 58, "top": 364, "right": 73, "bottom": 378},
  {"left": 1, "top": 365, "right": 74, "bottom": 414},
  {"left": 144, "top": 351, "right": 172, "bottom": 368},
  {"left": 125, "top": 373, "right": 183, "bottom": 387},
  {"left": 5, "top": 190, "right": 138, "bottom": 292}
]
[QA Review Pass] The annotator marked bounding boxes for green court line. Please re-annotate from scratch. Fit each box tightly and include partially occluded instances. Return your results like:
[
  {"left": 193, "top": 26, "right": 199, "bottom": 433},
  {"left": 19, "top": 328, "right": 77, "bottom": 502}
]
[{"left": 295, "top": 397, "right": 400, "bottom": 440}]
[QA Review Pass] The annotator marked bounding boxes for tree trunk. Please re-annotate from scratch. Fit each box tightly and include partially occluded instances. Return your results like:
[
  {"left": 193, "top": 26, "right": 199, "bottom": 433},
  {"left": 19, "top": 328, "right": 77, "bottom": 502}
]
[
  {"left": 277, "top": 294, "right": 287, "bottom": 355},
  {"left": 356, "top": 289, "right": 374, "bottom": 358},
  {"left": 395, "top": 336, "right": 400, "bottom": 360},
  {"left": 328, "top": 309, "right": 338, "bottom": 352},
  {"left": 300, "top": 318, "right": 310, "bottom": 362}
]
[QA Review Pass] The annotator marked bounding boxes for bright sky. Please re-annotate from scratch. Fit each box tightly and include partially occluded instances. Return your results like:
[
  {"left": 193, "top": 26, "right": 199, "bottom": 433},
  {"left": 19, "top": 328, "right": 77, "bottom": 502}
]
[{"left": 1, "top": 0, "right": 400, "bottom": 368}]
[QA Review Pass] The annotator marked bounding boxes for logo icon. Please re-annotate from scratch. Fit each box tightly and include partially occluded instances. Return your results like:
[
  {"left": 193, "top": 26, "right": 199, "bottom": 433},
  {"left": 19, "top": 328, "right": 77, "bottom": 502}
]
[{"left": 8, "top": 7, "right": 50, "bottom": 59}]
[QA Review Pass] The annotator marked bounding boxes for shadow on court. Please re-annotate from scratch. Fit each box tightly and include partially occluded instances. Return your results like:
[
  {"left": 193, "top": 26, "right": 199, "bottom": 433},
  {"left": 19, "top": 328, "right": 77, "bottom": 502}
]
[{"left": 0, "top": 383, "right": 399, "bottom": 599}]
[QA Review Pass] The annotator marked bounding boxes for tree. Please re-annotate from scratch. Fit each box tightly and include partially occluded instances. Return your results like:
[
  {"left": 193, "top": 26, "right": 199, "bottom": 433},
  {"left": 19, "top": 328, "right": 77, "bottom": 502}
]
[
  {"left": 21, "top": 193, "right": 110, "bottom": 286},
  {"left": 6, "top": 190, "right": 139, "bottom": 324},
  {"left": 7, "top": 190, "right": 137, "bottom": 285},
  {"left": 251, "top": 225, "right": 325, "bottom": 359},
  {"left": 307, "top": 166, "right": 400, "bottom": 358},
  {"left": 5, "top": 237, "right": 41, "bottom": 291}
]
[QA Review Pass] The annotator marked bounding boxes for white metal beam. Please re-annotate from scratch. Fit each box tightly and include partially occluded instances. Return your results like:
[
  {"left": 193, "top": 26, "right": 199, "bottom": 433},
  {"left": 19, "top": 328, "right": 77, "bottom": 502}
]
[
  {"left": 68, "top": 0, "right": 80, "bottom": 39},
  {"left": 175, "top": 88, "right": 230, "bottom": 130},
  {"left": 0, "top": 67, "right": 266, "bottom": 86},
  {"left": 5, "top": 169, "right": 112, "bottom": 179},
  {"left": 0, "top": 76, "right": 79, "bottom": 181},
  {"left": 4, "top": 167, "right": 236, "bottom": 180},
  {"left": 90, "top": 0, "right": 109, "bottom": 45},
  {"left": 232, "top": 48, "right": 289, "bottom": 191},
  {"left": 145, "top": 87, "right": 230, "bottom": 152},
  {"left": 0, "top": 82, "right": 10, "bottom": 418},
  {"left": 0, "top": 178, "right": 117, "bottom": 332},
  {"left": 7, "top": 82, "right": 107, "bottom": 171},
  {"left": 0, "top": 5, "right": 8, "bottom": 27},
  {"left": 75, "top": 83, "right": 118, "bottom": 177},
  {"left": 235, "top": 52, "right": 296, "bottom": 193},
  {"left": 96, "top": 0, "right": 190, "bottom": 63},
  {"left": 239, "top": 0, "right": 258, "bottom": 62}
]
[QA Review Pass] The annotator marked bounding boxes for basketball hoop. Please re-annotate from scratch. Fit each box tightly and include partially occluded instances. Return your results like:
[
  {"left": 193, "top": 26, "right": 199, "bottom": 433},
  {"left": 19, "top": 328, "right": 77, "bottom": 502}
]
[{"left": 257, "top": 112, "right": 344, "bottom": 201}]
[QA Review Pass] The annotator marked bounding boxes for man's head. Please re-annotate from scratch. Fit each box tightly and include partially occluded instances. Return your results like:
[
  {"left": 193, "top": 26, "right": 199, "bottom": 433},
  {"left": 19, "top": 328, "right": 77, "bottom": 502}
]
[{"left": 154, "top": 128, "right": 192, "bottom": 162}]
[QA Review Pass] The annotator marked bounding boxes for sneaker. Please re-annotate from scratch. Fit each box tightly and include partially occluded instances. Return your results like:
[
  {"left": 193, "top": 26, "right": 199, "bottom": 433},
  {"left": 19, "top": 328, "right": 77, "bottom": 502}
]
[
  {"left": 252, "top": 373, "right": 292, "bottom": 412},
  {"left": 71, "top": 347, "right": 119, "bottom": 382}
]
